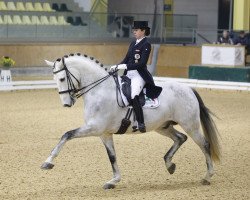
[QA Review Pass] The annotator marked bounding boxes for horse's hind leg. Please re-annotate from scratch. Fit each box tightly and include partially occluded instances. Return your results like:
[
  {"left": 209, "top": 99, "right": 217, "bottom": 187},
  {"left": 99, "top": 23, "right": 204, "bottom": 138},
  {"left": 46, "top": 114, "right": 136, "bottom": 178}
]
[
  {"left": 187, "top": 128, "right": 214, "bottom": 185},
  {"left": 41, "top": 125, "right": 92, "bottom": 169},
  {"left": 100, "top": 134, "right": 121, "bottom": 189},
  {"left": 156, "top": 124, "right": 187, "bottom": 174}
]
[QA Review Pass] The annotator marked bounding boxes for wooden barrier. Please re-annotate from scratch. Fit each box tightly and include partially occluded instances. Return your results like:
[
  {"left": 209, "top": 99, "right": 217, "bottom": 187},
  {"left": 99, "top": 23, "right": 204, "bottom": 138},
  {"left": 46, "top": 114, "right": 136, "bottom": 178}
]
[
  {"left": 156, "top": 45, "right": 201, "bottom": 77},
  {"left": 0, "top": 43, "right": 202, "bottom": 78},
  {"left": 0, "top": 43, "right": 128, "bottom": 67}
]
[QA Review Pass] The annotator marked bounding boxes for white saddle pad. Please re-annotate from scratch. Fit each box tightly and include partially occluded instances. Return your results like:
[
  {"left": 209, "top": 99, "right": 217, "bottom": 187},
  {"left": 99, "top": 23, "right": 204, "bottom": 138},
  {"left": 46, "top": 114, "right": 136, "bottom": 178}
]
[{"left": 143, "top": 97, "right": 160, "bottom": 109}]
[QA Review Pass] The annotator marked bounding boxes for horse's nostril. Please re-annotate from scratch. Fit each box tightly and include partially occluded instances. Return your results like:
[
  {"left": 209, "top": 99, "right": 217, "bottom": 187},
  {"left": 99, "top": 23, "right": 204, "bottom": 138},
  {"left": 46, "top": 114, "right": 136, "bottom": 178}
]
[{"left": 64, "top": 104, "right": 71, "bottom": 107}]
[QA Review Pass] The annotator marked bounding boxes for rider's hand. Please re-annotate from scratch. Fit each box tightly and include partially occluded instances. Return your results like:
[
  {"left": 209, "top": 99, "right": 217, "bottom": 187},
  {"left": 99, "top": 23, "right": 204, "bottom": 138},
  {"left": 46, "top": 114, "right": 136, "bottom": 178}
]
[
  {"left": 110, "top": 64, "right": 127, "bottom": 71},
  {"left": 117, "top": 64, "right": 127, "bottom": 70},
  {"left": 110, "top": 65, "right": 117, "bottom": 71}
]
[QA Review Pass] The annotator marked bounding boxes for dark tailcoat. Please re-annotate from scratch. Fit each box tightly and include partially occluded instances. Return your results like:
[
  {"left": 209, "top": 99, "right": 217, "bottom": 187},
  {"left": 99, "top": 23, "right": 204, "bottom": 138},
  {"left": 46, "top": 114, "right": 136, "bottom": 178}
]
[{"left": 121, "top": 38, "right": 162, "bottom": 99}]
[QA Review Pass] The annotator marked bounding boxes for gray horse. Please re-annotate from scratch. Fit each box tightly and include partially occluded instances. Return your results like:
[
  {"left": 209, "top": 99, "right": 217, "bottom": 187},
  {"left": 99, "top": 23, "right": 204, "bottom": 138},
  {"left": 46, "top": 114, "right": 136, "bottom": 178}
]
[{"left": 42, "top": 53, "right": 221, "bottom": 189}]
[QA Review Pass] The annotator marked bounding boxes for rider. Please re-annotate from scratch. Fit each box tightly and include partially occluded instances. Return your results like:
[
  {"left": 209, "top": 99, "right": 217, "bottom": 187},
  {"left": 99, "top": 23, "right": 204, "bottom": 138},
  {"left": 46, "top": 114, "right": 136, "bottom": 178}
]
[{"left": 110, "top": 21, "right": 162, "bottom": 133}]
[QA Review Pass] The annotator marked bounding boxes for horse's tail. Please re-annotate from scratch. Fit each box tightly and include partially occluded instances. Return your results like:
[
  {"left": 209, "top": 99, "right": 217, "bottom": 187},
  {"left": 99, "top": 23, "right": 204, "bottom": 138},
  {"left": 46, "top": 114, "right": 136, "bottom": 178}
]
[{"left": 192, "top": 89, "right": 221, "bottom": 162}]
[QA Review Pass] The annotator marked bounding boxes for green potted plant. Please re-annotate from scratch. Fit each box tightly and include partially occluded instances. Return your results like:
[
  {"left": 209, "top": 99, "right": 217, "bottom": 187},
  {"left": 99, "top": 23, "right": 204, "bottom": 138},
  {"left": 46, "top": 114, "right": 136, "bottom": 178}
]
[{"left": 0, "top": 56, "right": 15, "bottom": 70}]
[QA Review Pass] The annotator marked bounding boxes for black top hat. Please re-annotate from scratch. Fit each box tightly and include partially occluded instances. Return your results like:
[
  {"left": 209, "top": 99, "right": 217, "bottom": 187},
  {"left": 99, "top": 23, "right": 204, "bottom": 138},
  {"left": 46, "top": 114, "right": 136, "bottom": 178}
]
[{"left": 132, "top": 21, "right": 150, "bottom": 29}]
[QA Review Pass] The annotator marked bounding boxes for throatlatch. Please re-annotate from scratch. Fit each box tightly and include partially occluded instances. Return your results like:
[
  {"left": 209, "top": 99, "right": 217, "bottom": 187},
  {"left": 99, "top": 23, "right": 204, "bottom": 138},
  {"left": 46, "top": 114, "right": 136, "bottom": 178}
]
[{"left": 115, "top": 108, "right": 133, "bottom": 134}]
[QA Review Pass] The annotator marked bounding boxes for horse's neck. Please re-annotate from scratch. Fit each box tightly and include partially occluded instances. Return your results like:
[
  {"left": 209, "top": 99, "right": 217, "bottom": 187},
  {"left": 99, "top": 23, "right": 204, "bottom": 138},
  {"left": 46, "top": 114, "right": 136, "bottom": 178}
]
[{"left": 75, "top": 58, "right": 116, "bottom": 103}]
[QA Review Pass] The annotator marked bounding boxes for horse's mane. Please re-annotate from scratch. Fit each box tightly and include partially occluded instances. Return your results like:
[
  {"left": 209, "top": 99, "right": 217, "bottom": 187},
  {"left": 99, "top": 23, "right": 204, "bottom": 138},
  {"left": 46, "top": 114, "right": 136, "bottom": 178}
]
[{"left": 54, "top": 53, "right": 108, "bottom": 71}]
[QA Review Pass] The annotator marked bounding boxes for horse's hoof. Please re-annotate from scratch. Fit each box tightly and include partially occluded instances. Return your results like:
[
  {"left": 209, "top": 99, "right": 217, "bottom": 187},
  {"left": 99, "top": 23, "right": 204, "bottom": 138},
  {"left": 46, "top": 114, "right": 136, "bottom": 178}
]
[
  {"left": 201, "top": 179, "right": 211, "bottom": 185},
  {"left": 167, "top": 163, "right": 176, "bottom": 174},
  {"left": 103, "top": 183, "right": 116, "bottom": 190},
  {"left": 41, "top": 162, "right": 54, "bottom": 170}
]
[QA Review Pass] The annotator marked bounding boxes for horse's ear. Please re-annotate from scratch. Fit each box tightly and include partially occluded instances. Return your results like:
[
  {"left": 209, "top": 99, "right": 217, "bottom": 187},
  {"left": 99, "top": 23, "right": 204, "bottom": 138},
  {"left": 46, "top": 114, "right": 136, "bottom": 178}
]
[{"left": 44, "top": 60, "right": 54, "bottom": 67}]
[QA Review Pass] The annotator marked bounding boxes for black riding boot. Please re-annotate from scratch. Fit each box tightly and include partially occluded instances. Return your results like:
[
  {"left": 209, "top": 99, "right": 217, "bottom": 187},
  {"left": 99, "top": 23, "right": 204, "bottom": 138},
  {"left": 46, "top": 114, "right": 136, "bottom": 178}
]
[{"left": 132, "top": 95, "right": 146, "bottom": 133}]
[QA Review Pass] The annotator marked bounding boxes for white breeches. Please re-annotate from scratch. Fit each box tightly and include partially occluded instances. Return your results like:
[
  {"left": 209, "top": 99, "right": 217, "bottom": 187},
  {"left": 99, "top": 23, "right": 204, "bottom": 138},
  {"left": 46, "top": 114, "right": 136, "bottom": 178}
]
[{"left": 126, "top": 70, "right": 145, "bottom": 99}]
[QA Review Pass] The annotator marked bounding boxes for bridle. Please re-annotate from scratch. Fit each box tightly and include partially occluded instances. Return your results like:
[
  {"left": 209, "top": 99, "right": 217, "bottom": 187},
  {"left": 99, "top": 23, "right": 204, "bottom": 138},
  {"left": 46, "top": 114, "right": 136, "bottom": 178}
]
[{"left": 53, "top": 57, "right": 118, "bottom": 99}]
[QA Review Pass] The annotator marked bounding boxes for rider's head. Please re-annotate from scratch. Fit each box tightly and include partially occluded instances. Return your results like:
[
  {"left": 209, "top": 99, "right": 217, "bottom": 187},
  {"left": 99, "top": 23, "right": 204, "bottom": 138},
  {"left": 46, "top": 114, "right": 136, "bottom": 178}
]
[{"left": 132, "top": 21, "right": 150, "bottom": 39}]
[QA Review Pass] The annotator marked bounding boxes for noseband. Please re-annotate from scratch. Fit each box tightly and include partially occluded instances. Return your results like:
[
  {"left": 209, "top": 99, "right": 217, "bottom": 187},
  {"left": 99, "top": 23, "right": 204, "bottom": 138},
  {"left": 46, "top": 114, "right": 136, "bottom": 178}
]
[{"left": 53, "top": 57, "right": 117, "bottom": 99}]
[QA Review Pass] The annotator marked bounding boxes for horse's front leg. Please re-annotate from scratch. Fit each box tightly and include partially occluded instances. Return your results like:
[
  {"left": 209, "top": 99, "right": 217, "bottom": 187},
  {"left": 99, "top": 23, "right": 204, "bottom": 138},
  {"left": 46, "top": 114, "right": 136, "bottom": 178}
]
[
  {"left": 101, "top": 134, "right": 121, "bottom": 189},
  {"left": 41, "top": 125, "right": 92, "bottom": 169}
]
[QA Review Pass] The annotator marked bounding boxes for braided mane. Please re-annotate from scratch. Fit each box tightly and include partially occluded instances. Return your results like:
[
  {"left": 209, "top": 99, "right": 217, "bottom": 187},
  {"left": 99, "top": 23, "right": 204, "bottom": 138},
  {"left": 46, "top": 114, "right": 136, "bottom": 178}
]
[{"left": 54, "top": 53, "right": 108, "bottom": 71}]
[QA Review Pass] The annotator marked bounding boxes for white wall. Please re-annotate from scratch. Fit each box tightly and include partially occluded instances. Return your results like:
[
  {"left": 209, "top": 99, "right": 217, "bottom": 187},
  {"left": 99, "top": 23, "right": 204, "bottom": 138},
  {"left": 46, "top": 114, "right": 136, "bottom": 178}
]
[
  {"left": 173, "top": 0, "right": 218, "bottom": 29},
  {"left": 173, "top": 0, "right": 219, "bottom": 44},
  {"left": 108, "top": 0, "right": 164, "bottom": 14}
]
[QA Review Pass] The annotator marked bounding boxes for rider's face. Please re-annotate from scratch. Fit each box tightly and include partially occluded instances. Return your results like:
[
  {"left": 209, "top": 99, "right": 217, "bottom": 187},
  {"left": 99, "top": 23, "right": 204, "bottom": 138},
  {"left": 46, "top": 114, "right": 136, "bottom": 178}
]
[{"left": 133, "top": 29, "right": 145, "bottom": 40}]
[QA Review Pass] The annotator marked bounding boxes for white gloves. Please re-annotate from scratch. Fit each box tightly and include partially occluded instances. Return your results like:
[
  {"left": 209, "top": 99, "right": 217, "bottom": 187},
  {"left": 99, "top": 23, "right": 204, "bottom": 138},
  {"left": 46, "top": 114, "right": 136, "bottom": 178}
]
[{"left": 110, "top": 64, "right": 127, "bottom": 71}]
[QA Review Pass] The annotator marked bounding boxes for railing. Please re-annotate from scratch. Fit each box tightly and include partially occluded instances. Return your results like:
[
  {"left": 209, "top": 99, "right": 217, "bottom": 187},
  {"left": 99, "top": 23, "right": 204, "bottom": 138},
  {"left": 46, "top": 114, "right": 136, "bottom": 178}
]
[{"left": 0, "top": 11, "right": 197, "bottom": 44}]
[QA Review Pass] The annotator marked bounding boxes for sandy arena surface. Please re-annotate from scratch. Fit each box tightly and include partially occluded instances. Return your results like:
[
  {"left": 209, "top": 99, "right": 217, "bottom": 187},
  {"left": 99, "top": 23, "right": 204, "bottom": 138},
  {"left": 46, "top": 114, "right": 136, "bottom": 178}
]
[{"left": 0, "top": 89, "right": 250, "bottom": 200}]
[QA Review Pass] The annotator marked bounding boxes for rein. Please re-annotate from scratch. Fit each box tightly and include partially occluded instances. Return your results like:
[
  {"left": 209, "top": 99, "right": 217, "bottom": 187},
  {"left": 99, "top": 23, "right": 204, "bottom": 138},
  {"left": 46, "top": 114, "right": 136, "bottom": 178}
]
[
  {"left": 53, "top": 57, "right": 120, "bottom": 99},
  {"left": 112, "top": 72, "right": 126, "bottom": 108}
]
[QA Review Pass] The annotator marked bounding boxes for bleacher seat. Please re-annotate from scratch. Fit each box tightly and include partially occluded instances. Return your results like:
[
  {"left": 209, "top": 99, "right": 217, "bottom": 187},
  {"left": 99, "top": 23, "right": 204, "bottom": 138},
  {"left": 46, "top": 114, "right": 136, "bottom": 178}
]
[
  {"left": 4, "top": 15, "right": 13, "bottom": 24},
  {"left": 34, "top": 3, "right": 43, "bottom": 11},
  {"left": 13, "top": 15, "right": 22, "bottom": 25},
  {"left": 22, "top": 15, "right": 32, "bottom": 25},
  {"left": 16, "top": 2, "right": 25, "bottom": 11},
  {"left": 40, "top": 16, "right": 50, "bottom": 25},
  {"left": 49, "top": 16, "right": 58, "bottom": 25},
  {"left": 60, "top": 3, "right": 71, "bottom": 12},
  {"left": 0, "top": 15, "right": 4, "bottom": 24},
  {"left": 75, "top": 16, "right": 87, "bottom": 26},
  {"left": 43, "top": 3, "right": 53, "bottom": 12},
  {"left": 0, "top": 1, "right": 7, "bottom": 10},
  {"left": 66, "top": 16, "right": 74, "bottom": 25},
  {"left": 7, "top": 2, "right": 16, "bottom": 10},
  {"left": 52, "top": 3, "right": 59, "bottom": 11},
  {"left": 58, "top": 16, "right": 69, "bottom": 25},
  {"left": 25, "top": 2, "right": 35, "bottom": 11},
  {"left": 31, "top": 15, "right": 41, "bottom": 25}
]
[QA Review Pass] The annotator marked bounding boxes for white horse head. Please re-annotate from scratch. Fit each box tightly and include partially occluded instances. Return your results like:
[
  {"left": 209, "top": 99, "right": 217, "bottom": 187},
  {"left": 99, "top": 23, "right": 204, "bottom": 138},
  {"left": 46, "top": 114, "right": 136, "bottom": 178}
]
[
  {"left": 45, "top": 54, "right": 108, "bottom": 107},
  {"left": 42, "top": 53, "right": 221, "bottom": 189}
]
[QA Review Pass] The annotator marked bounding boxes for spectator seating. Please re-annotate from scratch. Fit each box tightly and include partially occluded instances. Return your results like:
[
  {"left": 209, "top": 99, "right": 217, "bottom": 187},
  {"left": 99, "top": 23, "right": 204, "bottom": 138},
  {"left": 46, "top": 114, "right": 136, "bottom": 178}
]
[
  {"left": 0, "top": 1, "right": 7, "bottom": 10},
  {"left": 0, "top": 15, "right": 3, "bottom": 24},
  {"left": 52, "top": 3, "right": 71, "bottom": 12},
  {"left": 34, "top": 3, "right": 43, "bottom": 12},
  {"left": 43, "top": 3, "right": 53, "bottom": 12},
  {"left": 0, "top": 2, "right": 58, "bottom": 12},
  {"left": 60, "top": 3, "right": 71, "bottom": 12},
  {"left": 67, "top": 16, "right": 87, "bottom": 26},
  {"left": 49, "top": 16, "right": 58, "bottom": 25},
  {"left": 31, "top": 15, "right": 41, "bottom": 25},
  {"left": 58, "top": 16, "right": 70, "bottom": 25},
  {"left": 16, "top": 2, "right": 25, "bottom": 11},
  {"left": 7, "top": 2, "right": 16, "bottom": 10},
  {"left": 13, "top": 15, "right": 22, "bottom": 24},
  {"left": 4, "top": 15, "right": 13, "bottom": 24},
  {"left": 0, "top": 14, "right": 72, "bottom": 25},
  {"left": 40, "top": 16, "right": 50, "bottom": 25},
  {"left": 22, "top": 15, "right": 32, "bottom": 25},
  {"left": 25, "top": 2, "right": 35, "bottom": 11},
  {"left": 0, "top": 2, "right": 85, "bottom": 26},
  {"left": 52, "top": 3, "right": 60, "bottom": 11}
]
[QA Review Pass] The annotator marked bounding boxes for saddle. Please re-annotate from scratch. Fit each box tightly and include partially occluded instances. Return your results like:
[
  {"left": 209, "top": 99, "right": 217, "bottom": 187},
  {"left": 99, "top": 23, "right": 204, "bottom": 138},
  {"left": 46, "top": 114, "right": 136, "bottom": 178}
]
[
  {"left": 114, "top": 75, "right": 160, "bottom": 134},
  {"left": 120, "top": 75, "right": 160, "bottom": 108}
]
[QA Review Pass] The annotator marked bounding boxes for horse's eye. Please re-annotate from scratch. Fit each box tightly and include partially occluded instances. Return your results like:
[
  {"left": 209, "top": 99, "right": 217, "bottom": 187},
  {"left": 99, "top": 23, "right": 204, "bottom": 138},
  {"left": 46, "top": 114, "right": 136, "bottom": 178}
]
[{"left": 59, "top": 78, "right": 65, "bottom": 82}]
